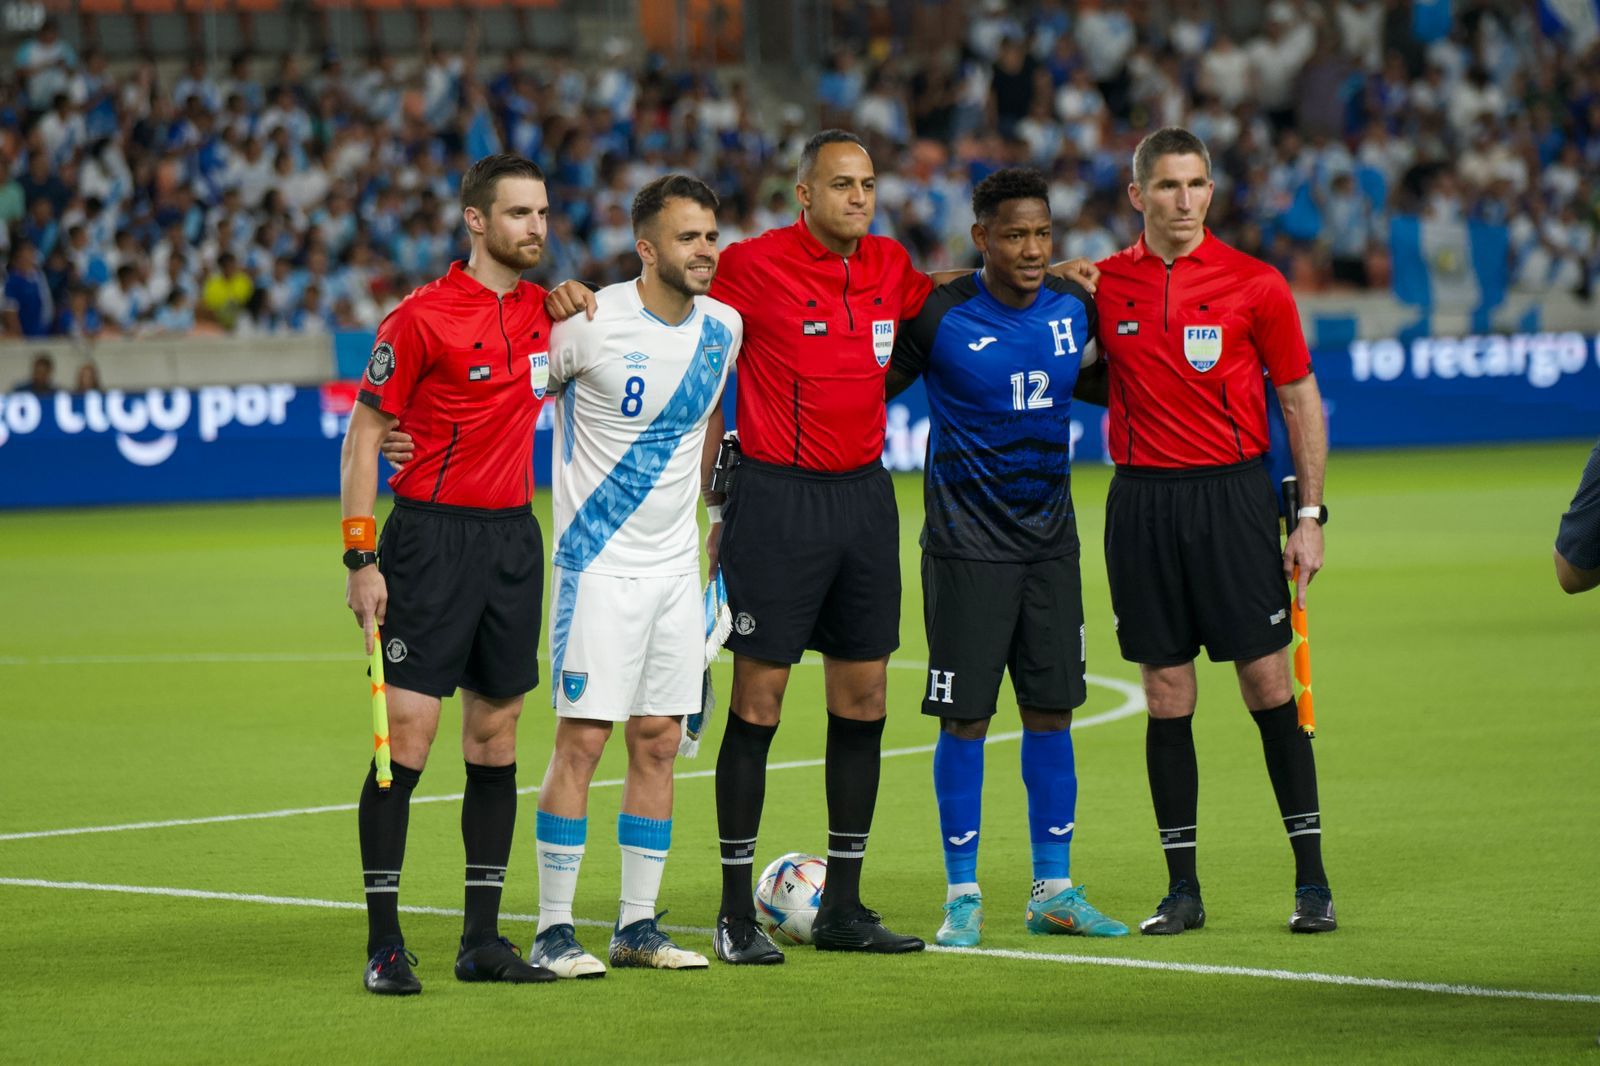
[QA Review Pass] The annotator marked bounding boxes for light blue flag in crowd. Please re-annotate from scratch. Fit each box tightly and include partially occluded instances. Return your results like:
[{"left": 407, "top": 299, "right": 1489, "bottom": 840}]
[
  {"left": 1388, "top": 214, "right": 1509, "bottom": 334},
  {"left": 1539, "top": 0, "right": 1600, "bottom": 49}
]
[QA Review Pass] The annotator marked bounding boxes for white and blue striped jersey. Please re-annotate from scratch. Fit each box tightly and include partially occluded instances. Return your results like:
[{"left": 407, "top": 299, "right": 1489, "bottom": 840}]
[{"left": 549, "top": 280, "right": 741, "bottom": 577}]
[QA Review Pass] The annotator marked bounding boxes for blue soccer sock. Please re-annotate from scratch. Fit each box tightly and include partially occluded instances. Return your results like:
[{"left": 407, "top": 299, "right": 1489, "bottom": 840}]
[
  {"left": 933, "top": 730, "right": 985, "bottom": 899},
  {"left": 1021, "top": 727, "right": 1077, "bottom": 901}
]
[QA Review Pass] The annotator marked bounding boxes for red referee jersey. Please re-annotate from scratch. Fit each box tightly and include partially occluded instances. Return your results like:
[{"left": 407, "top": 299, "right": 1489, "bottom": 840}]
[
  {"left": 358, "top": 262, "right": 551, "bottom": 509},
  {"left": 1094, "top": 231, "right": 1312, "bottom": 468},
  {"left": 711, "top": 216, "right": 933, "bottom": 471}
]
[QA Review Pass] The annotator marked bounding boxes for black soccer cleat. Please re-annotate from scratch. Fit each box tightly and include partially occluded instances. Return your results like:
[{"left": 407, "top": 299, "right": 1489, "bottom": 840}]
[
  {"left": 1139, "top": 881, "right": 1207, "bottom": 936},
  {"left": 454, "top": 936, "right": 558, "bottom": 983},
  {"left": 364, "top": 943, "right": 422, "bottom": 996},
  {"left": 1289, "top": 884, "right": 1337, "bottom": 933},
  {"left": 811, "top": 904, "right": 925, "bottom": 954},
  {"left": 712, "top": 914, "right": 785, "bottom": 965}
]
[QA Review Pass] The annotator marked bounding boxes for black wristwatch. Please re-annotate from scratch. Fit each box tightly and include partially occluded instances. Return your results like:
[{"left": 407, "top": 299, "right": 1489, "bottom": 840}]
[
  {"left": 343, "top": 548, "right": 378, "bottom": 570},
  {"left": 1296, "top": 505, "right": 1329, "bottom": 526}
]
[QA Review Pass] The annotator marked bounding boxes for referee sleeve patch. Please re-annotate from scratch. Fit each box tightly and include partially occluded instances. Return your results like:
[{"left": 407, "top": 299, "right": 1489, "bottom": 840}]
[{"left": 365, "top": 341, "right": 396, "bottom": 386}]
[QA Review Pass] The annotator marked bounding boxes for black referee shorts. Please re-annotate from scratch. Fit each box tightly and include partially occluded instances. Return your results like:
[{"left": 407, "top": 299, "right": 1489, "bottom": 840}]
[
  {"left": 376, "top": 497, "right": 543, "bottom": 700},
  {"left": 1104, "top": 458, "right": 1291, "bottom": 667},
  {"left": 921, "top": 551, "right": 1087, "bottom": 720},
  {"left": 720, "top": 457, "right": 900, "bottom": 664}
]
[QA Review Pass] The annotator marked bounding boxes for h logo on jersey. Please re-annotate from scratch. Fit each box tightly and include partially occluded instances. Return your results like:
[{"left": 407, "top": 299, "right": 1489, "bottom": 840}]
[
  {"left": 1047, "top": 317, "right": 1079, "bottom": 357},
  {"left": 561, "top": 671, "right": 587, "bottom": 703},
  {"left": 928, "top": 669, "right": 955, "bottom": 704},
  {"left": 872, "top": 320, "right": 895, "bottom": 366},
  {"left": 529, "top": 351, "right": 551, "bottom": 398},
  {"left": 1183, "top": 326, "right": 1222, "bottom": 372}
]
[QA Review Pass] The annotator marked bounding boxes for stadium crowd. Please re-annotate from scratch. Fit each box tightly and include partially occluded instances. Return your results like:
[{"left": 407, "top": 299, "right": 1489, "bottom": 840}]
[{"left": 1, "top": 0, "right": 1596, "bottom": 342}]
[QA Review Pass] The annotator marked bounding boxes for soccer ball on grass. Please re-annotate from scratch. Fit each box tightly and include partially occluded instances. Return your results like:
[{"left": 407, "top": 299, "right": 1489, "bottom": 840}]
[{"left": 754, "top": 852, "right": 826, "bottom": 945}]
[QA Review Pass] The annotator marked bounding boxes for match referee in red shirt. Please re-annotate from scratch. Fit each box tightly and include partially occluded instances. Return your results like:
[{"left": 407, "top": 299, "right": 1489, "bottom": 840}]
[
  {"left": 703, "top": 130, "right": 936, "bottom": 961},
  {"left": 340, "top": 154, "right": 558, "bottom": 993},
  {"left": 1084, "top": 128, "right": 1336, "bottom": 935}
]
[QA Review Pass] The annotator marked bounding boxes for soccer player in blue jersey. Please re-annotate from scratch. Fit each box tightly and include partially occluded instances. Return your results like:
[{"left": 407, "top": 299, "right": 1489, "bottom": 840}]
[{"left": 886, "top": 168, "right": 1128, "bottom": 946}]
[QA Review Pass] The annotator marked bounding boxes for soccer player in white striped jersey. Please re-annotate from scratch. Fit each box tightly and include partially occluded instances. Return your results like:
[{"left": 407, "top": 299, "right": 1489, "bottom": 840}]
[{"left": 528, "top": 174, "right": 741, "bottom": 977}]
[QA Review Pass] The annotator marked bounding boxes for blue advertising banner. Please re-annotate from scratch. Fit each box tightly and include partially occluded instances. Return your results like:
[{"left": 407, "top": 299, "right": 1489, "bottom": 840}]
[{"left": 1, "top": 330, "right": 1596, "bottom": 509}]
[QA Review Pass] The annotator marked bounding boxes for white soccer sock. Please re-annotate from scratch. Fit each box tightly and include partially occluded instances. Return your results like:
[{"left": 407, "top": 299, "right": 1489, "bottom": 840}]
[
  {"left": 947, "top": 881, "right": 981, "bottom": 903},
  {"left": 1031, "top": 877, "right": 1073, "bottom": 902},
  {"left": 617, "top": 813, "right": 671, "bottom": 928},
  {"left": 536, "top": 842, "right": 585, "bottom": 934}
]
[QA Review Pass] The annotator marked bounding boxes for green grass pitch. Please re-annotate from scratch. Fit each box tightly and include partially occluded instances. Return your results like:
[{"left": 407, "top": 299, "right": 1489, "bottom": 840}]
[{"left": 1, "top": 440, "right": 1597, "bottom": 1063}]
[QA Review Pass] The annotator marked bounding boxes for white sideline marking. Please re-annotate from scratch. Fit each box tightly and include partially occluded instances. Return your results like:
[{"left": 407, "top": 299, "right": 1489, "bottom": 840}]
[
  {"left": 0, "top": 670, "right": 1145, "bottom": 843},
  {"left": 2, "top": 877, "right": 1595, "bottom": 1006}
]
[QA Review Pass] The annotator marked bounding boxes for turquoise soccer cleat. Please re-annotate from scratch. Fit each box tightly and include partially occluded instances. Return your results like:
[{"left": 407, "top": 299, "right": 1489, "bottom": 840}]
[
  {"left": 1025, "top": 884, "right": 1130, "bottom": 937},
  {"left": 936, "top": 893, "right": 985, "bottom": 947}
]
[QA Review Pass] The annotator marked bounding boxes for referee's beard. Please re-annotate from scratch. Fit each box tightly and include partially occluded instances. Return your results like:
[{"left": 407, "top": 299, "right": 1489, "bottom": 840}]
[{"left": 485, "top": 231, "right": 544, "bottom": 273}]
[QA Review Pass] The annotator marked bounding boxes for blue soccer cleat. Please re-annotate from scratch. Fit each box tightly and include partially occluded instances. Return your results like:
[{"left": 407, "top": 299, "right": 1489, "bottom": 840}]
[
  {"left": 1025, "top": 884, "right": 1130, "bottom": 937},
  {"left": 609, "top": 912, "right": 709, "bottom": 970},
  {"left": 936, "top": 893, "right": 985, "bottom": 947}
]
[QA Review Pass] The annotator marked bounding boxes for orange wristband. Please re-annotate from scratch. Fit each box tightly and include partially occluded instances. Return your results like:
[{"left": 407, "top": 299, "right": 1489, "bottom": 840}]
[{"left": 342, "top": 516, "right": 376, "bottom": 551}]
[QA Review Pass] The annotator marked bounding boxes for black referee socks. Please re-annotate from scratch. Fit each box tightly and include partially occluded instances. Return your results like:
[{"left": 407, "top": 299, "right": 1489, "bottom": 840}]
[
  {"left": 822, "top": 712, "right": 885, "bottom": 911},
  {"left": 358, "top": 759, "right": 422, "bottom": 957},
  {"left": 1146, "top": 715, "right": 1200, "bottom": 893},
  {"left": 461, "top": 760, "right": 517, "bottom": 949},
  {"left": 1251, "top": 700, "right": 1328, "bottom": 887},
  {"left": 716, "top": 712, "right": 778, "bottom": 919}
]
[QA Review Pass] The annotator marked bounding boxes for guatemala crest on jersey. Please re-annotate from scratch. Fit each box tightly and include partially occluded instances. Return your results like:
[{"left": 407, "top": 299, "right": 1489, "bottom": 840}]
[
  {"left": 1182, "top": 325, "right": 1222, "bottom": 372},
  {"left": 700, "top": 340, "right": 726, "bottom": 376},
  {"left": 529, "top": 350, "right": 550, "bottom": 398},
  {"left": 561, "top": 671, "right": 587, "bottom": 702},
  {"left": 872, "top": 320, "right": 895, "bottom": 366}
]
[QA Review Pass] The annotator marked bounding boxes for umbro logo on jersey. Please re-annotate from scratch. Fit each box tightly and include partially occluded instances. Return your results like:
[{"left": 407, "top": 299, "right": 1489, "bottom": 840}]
[
  {"left": 1117, "top": 321, "right": 1139, "bottom": 335},
  {"left": 968, "top": 336, "right": 998, "bottom": 351},
  {"left": 469, "top": 365, "right": 491, "bottom": 381},
  {"left": 802, "top": 321, "right": 828, "bottom": 336}
]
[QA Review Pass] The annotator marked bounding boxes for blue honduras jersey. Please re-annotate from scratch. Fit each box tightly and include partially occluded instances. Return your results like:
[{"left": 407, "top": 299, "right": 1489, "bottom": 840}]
[{"left": 891, "top": 272, "right": 1097, "bottom": 562}]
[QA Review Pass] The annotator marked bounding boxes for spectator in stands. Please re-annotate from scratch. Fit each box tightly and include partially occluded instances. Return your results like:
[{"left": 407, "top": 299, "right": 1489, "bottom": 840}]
[
  {"left": 201, "top": 252, "right": 254, "bottom": 330},
  {"left": 14, "top": 17, "right": 78, "bottom": 113},
  {"left": 15, "top": 352, "right": 55, "bottom": 394},
  {"left": 56, "top": 284, "right": 104, "bottom": 340},
  {"left": 4, "top": 243, "right": 54, "bottom": 338},
  {"left": 97, "top": 263, "right": 147, "bottom": 335},
  {"left": 73, "top": 361, "right": 101, "bottom": 393},
  {"left": 1320, "top": 171, "right": 1375, "bottom": 286}
]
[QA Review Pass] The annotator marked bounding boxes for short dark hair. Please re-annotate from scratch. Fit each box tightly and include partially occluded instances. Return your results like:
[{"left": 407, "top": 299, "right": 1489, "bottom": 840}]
[
  {"left": 631, "top": 173, "right": 720, "bottom": 236},
  {"left": 460, "top": 153, "right": 546, "bottom": 216},
  {"left": 972, "top": 167, "right": 1050, "bottom": 225},
  {"left": 1132, "top": 127, "right": 1212, "bottom": 187},
  {"left": 797, "top": 128, "right": 866, "bottom": 184}
]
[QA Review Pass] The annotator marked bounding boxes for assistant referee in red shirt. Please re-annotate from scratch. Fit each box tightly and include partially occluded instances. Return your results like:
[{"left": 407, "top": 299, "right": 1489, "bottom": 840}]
[
  {"left": 1085, "top": 127, "right": 1336, "bottom": 936},
  {"left": 340, "top": 154, "right": 558, "bottom": 994}
]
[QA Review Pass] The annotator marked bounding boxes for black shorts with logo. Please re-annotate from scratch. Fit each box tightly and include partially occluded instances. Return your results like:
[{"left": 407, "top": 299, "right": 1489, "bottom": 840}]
[
  {"left": 720, "top": 457, "right": 900, "bottom": 664},
  {"left": 1104, "top": 458, "right": 1291, "bottom": 667},
  {"left": 921, "top": 551, "right": 1087, "bottom": 720},
  {"left": 376, "top": 497, "right": 543, "bottom": 699}
]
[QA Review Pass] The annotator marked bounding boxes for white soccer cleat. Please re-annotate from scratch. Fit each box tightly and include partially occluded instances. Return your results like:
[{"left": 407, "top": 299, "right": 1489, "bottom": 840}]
[{"left": 530, "top": 924, "right": 607, "bottom": 979}]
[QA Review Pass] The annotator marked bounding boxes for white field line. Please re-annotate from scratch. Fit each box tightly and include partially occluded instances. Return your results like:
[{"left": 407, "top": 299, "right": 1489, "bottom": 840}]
[
  {"left": 0, "top": 667, "right": 1145, "bottom": 843},
  {"left": 1, "top": 877, "right": 1595, "bottom": 1007}
]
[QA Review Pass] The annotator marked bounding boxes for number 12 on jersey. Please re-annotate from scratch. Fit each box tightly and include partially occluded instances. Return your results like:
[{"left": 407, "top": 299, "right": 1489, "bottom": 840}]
[{"left": 1009, "top": 370, "right": 1052, "bottom": 411}]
